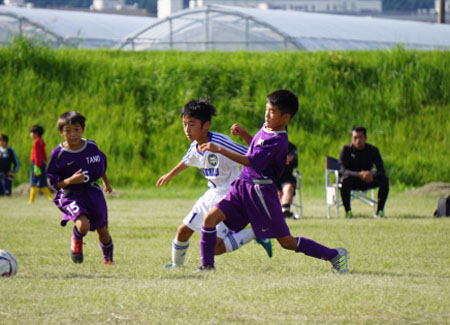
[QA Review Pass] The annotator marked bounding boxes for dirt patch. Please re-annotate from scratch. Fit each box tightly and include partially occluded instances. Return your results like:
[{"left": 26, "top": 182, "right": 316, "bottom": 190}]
[{"left": 401, "top": 182, "right": 450, "bottom": 197}]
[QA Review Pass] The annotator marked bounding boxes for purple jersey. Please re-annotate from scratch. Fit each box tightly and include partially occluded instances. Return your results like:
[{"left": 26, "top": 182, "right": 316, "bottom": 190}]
[
  {"left": 47, "top": 139, "right": 107, "bottom": 192},
  {"left": 240, "top": 125, "right": 288, "bottom": 181},
  {"left": 47, "top": 139, "right": 108, "bottom": 231},
  {"left": 216, "top": 124, "right": 291, "bottom": 239}
]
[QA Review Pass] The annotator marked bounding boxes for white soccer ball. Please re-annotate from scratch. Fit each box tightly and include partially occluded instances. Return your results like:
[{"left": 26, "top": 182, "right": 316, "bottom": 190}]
[{"left": 0, "top": 250, "right": 18, "bottom": 277}]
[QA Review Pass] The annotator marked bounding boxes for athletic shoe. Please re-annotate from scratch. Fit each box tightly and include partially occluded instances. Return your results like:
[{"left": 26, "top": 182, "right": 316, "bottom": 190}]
[
  {"left": 193, "top": 265, "right": 216, "bottom": 274},
  {"left": 165, "top": 263, "right": 182, "bottom": 269},
  {"left": 256, "top": 238, "right": 274, "bottom": 258},
  {"left": 283, "top": 210, "right": 294, "bottom": 219},
  {"left": 376, "top": 210, "right": 386, "bottom": 218},
  {"left": 330, "top": 247, "right": 348, "bottom": 274},
  {"left": 345, "top": 211, "right": 353, "bottom": 219},
  {"left": 103, "top": 259, "right": 114, "bottom": 265},
  {"left": 70, "top": 236, "right": 84, "bottom": 264}
]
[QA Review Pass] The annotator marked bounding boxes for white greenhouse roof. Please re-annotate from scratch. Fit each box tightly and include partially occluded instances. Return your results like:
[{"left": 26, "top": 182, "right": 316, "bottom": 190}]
[
  {"left": 0, "top": 6, "right": 156, "bottom": 48},
  {"left": 118, "top": 5, "right": 450, "bottom": 51}
]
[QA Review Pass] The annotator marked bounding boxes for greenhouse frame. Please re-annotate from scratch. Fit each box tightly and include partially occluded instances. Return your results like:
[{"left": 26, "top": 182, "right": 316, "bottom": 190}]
[{"left": 118, "top": 5, "right": 450, "bottom": 51}]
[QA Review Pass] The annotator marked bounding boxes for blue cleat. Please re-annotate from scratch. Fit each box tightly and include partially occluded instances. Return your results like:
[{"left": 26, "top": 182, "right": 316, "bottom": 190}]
[{"left": 256, "top": 238, "right": 274, "bottom": 258}]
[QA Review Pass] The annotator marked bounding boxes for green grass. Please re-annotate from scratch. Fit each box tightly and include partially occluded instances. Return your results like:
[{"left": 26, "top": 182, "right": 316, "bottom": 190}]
[{"left": 0, "top": 189, "right": 448, "bottom": 324}]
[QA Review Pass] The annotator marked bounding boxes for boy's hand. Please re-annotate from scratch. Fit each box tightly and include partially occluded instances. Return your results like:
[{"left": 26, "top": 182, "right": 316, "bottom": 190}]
[
  {"left": 68, "top": 169, "right": 85, "bottom": 185},
  {"left": 230, "top": 124, "right": 244, "bottom": 136},
  {"left": 103, "top": 183, "right": 112, "bottom": 194},
  {"left": 33, "top": 165, "right": 42, "bottom": 176},
  {"left": 156, "top": 174, "right": 174, "bottom": 187},
  {"left": 198, "top": 142, "right": 219, "bottom": 153}
]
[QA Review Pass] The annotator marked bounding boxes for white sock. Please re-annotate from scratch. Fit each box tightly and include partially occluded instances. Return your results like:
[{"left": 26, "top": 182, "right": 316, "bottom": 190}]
[
  {"left": 172, "top": 239, "right": 189, "bottom": 266},
  {"left": 223, "top": 229, "right": 255, "bottom": 253}
]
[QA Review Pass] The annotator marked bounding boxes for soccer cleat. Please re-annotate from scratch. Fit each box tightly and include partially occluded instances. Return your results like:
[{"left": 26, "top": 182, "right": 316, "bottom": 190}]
[
  {"left": 103, "top": 259, "right": 114, "bottom": 265},
  {"left": 70, "top": 236, "right": 84, "bottom": 264},
  {"left": 165, "top": 263, "right": 182, "bottom": 269},
  {"left": 345, "top": 211, "right": 353, "bottom": 219},
  {"left": 330, "top": 247, "right": 349, "bottom": 274},
  {"left": 376, "top": 210, "right": 386, "bottom": 218},
  {"left": 256, "top": 238, "right": 274, "bottom": 258},
  {"left": 193, "top": 265, "right": 216, "bottom": 274}
]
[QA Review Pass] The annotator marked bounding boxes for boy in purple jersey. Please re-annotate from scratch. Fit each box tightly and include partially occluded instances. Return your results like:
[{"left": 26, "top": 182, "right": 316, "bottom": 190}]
[
  {"left": 196, "top": 90, "right": 349, "bottom": 273},
  {"left": 47, "top": 111, "right": 114, "bottom": 264}
]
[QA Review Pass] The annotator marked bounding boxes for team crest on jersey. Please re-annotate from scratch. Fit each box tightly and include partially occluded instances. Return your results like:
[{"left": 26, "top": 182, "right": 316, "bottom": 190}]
[{"left": 208, "top": 154, "right": 218, "bottom": 166}]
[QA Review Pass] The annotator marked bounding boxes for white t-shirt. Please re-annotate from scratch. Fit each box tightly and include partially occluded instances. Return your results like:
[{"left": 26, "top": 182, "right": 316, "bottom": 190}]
[{"left": 182, "top": 132, "right": 248, "bottom": 191}]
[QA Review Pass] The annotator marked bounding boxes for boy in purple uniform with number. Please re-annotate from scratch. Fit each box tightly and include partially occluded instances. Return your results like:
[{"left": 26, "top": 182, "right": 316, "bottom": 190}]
[
  {"left": 47, "top": 111, "right": 114, "bottom": 264},
  {"left": 197, "top": 90, "right": 349, "bottom": 273}
]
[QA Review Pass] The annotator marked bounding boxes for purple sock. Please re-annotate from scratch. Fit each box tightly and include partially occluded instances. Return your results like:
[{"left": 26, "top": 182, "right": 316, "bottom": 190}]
[
  {"left": 72, "top": 226, "right": 85, "bottom": 242},
  {"left": 295, "top": 237, "right": 338, "bottom": 261},
  {"left": 200, "top": 226, "right": 217, "bottom": 267},
  {"left": 100, "top": 239, "right": 114, "bottom": 262}
]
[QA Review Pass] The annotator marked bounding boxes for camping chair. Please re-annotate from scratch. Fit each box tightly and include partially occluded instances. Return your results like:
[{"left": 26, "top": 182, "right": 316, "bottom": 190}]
[
  {"left": 325, "top": 156, "right": 377, "bottom": 218},
  {"left": 291, "top": 169, "right": 303, "bottom": 219}
]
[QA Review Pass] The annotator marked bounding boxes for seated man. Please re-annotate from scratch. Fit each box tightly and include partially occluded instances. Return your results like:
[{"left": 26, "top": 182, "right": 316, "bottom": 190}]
[
  {"left": 275, "top": 141, "right": 298, "bottom": 219},
  {"left": 339, "top": 126, "right": 389, "bottom": 218}
]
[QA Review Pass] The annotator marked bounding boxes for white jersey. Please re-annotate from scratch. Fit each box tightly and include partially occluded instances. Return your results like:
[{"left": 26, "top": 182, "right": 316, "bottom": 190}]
[{"left": 182, "top": 132, "right": 248, "bottom": 192}]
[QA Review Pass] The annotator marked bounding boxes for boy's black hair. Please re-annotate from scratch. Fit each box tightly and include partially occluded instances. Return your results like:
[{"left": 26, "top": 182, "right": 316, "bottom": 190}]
[
  {"left": 57, "top": 111, "right": 86, "bottom": 132},
  {"left": 30, "top": 125, "right": 44, "bottom": 137},
  {"left": 267, "top": 89, "right": 299, "bottom": 118},
  {"left": 352, "top": 125, "right": 367, "bottom": 136},
  {"left": 181, "top": 99, "right": 217, "bottom": 125},
  {"left": 0, "top": 134, "right": 8, "bottom": 143}
]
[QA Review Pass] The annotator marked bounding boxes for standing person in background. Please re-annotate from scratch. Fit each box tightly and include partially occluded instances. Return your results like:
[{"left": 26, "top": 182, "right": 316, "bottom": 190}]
[
  {"left": 29, "top": 125, "right": 53, "bottom": 203},
  {"left": 275, "top": 141, "right": 298, "bottom": 219},
  {"left": 0, "top": 134, "right": 20, "bottom": 196}
]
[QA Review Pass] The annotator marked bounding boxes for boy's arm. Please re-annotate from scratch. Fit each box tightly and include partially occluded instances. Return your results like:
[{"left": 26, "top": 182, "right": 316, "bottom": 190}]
[
  {"left": 101, "top": 173, "right": 112, "bottom": 194},
  {"left": 230, "top": 124, "right": 252, "bottom": 146},
  {"left": 156, "top": 161, "right": 189, "bottom": 187},
  {"left": 198, "top": 143, "right": 251, "bottom": 167}
]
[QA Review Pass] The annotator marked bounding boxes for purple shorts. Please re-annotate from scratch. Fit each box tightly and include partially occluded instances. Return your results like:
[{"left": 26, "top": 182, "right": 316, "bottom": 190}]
[
  {"left": 216, "top": 179, "right": 291, "bottom": 239},
  {"left": 54, "top": 184, "right": 108, "bottom": 231}
]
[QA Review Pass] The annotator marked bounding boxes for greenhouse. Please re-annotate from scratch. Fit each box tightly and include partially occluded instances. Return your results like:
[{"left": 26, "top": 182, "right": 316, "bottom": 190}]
[
  {"left": 1, "top": 4, "right": 450, "bottom": 51},
  {"left": 0, "top": 6, "right": 156, "bottom": 48},
  {"left": 118, "top": 4, "right": 450, "bottom": 51}
]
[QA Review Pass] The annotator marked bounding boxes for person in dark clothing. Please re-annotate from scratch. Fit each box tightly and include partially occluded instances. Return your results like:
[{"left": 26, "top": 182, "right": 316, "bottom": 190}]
[
  {"left": 275, "top": 142, "right": 298, "bottom": 219},
  {"left": 339, "top": 126, "right": 389, "bottom": 218},
  {"left": 0, "top": 134, "right": 20, "bottom": 196}
]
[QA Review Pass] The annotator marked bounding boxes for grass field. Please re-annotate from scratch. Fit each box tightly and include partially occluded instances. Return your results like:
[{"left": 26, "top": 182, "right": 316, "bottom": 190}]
[{"left": 0, "top": 188, "right": 449, "bottom": 324}]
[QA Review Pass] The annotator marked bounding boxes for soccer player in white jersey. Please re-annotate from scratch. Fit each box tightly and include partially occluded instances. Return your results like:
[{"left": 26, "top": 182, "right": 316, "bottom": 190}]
[{"left": 157, "top": 99, "right": 273, "bottom": 268}]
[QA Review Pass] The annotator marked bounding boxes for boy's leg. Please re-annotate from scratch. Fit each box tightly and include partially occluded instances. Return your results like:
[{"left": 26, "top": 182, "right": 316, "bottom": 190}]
[
  {"left": 220, "top": 229, "right": 255, "bottom": 254},
  {"left": 277, "top": 235, "right": 348, "bottom": 273},
  {"left": 168, "top": 224, "right": 194, "bottom": 268},
  {"left": 39, "top": 187, "right": 53, "bottom": 201},
  {"left": 72, "top": 215, "right": 90, "bottom": 264},
  {"left": 97, "top": 226, "right": 113, "bottom": 263},
  {"left": 29, "top": 186, "right": 37, "bottom": 204},
  {"left": 281, "top": 183, "right": 295, "bottom": 218},
  {"left": 199, "top": 207, "right": 227, "bottom": 268}
]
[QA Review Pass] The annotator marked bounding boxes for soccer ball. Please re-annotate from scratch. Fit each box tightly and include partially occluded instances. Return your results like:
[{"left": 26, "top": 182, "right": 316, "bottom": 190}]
[{"left": 0, "top": 250, "right": 18, "bottom": 277}]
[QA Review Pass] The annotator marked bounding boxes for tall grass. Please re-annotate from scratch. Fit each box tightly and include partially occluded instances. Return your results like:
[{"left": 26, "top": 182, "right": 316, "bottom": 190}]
[{"left": 0, "top": 39, "right": 449, "bottom": 188}]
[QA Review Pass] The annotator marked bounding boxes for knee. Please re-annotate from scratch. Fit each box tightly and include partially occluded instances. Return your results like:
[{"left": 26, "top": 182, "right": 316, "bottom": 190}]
[
  {"left": 277, "top": 236, "right": 297, "bottom": 251},
  {"left": 76, "top": 216, "right": 90, "bottom": 234},
  {"left": 176, "top": 224, "right": 193, "bottom": 241},
  {"left": 204, "top": 213, "right": 218, "bottom": 228}
]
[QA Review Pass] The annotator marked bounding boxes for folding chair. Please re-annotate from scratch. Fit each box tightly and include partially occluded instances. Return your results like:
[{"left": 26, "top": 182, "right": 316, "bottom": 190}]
[
  {"left": 291, "top": 169, "right": 303, "bottom": 219},
  {"left": 325, "top": 156, "right": 377, "bottom": 218}
]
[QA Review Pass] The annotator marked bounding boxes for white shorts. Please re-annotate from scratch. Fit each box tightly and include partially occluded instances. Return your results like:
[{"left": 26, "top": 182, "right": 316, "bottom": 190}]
[{"left": 183, "top": 188, "right": 230, "bottom": 239}]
